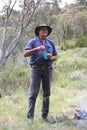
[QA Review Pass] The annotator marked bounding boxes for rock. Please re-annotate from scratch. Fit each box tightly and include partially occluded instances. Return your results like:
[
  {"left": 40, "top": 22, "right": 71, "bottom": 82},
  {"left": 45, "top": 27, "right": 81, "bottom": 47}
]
[{"left": 74, "top": 109, "right": 87, "bottom": 120}]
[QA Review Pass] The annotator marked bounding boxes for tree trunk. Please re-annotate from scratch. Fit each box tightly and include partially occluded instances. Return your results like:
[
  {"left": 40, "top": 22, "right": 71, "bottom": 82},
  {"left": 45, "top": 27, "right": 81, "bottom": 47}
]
[
  {"left": 57, "top": 33, "right": 60, "bottom": 46},
  {"left": 0, "top": 29, "right": 22, "bottom": 66},
  {"left": 0, "top": 56, "right": 7, "bottom": 66}
]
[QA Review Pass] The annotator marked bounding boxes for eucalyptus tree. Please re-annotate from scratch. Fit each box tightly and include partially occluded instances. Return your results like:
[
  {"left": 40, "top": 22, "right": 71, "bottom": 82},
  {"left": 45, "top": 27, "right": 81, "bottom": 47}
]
[
  {"left": 50, "top": 0, "right": 61, "bottom": 14},
  {"left": 0, "top": 0, "right": 42, "bottom": 66},
  {"left": 76, "top": 0, "right": 87, "bottom": 6}
]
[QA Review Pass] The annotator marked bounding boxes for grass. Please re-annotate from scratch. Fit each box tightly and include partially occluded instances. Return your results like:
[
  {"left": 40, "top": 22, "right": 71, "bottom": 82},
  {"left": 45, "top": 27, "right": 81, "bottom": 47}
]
[{"left": 1, "top": 86, "right": 87, "bottom": 130}]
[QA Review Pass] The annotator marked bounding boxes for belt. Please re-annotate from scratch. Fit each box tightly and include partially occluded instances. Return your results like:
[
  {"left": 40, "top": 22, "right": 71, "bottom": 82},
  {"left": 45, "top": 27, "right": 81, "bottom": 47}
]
[{"left": 31, "top": 64, "right": 52, "bottom": 68}]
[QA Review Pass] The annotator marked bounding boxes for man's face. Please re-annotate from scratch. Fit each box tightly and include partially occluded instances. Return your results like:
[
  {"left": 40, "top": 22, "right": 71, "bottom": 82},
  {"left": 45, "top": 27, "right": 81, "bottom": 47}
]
[{"left": 39, "top": 27, "right": 48, "bottom": 39}]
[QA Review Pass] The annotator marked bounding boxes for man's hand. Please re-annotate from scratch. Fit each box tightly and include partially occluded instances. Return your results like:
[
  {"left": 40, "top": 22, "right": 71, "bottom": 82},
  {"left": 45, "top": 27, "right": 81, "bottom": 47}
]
[
  {"left": 36, "top": 45, "right": 45, "bottom": 51},
  {"left": 48, "top": 53, "right": 57, "bottom": 61},
  {"left": 24, "top": 45, "right": 45, "bottom": 57},
  {"left": 48, "top": 53, "right": 52, "bottom": 60}
]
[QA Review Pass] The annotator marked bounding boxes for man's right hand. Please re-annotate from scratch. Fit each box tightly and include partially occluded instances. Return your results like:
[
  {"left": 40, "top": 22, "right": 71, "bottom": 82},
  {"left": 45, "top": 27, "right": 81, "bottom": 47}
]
[
  {"left": 24, "top": 45, "right": 45, "bottom": 57},
  {"left": 36, "top": 45, "right": 45, "bottom": 51}
]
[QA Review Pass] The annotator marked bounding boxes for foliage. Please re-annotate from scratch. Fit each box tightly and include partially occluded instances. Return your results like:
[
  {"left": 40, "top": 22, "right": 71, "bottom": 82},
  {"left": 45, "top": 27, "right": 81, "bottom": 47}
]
[
  {"left": 0, "top": 66, "right": 29, "bottom": 95},
  {"left": 60, "top": 39, "right": 76, "bottom": 50},
  {"left": 53, "top": 48, "right": 87, "bottom": 89},
  {"left": 0, "top": 54, "right": 30, "bottom": 95},
  {"left": 76, "top": 37, "right": 87, "bottom": 47}
]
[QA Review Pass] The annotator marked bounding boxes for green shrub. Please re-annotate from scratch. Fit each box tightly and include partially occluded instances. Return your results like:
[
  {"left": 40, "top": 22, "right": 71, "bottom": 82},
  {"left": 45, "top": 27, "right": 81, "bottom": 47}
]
[
  {"left": 76, "top": 37, "right": 87, "bottom": 47},
  {"left": 0, "top": 65, "right": 30, "bottom": 95},
  {"left": 60, "top": 39, "right": 76, "bottom": 50}
]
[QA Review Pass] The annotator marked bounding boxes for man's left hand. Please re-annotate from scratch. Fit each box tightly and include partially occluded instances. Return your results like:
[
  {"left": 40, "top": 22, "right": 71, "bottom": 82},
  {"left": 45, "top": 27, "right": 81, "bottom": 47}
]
[{"left": 48, "top": 53, "right": 57, "bottom": 61}]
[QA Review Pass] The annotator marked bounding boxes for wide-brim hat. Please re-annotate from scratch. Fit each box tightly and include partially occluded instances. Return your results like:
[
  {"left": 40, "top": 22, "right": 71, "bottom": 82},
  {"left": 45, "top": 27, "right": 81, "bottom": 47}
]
[{"left": 35, "top": 23, "right": 52, "bottom": 36}]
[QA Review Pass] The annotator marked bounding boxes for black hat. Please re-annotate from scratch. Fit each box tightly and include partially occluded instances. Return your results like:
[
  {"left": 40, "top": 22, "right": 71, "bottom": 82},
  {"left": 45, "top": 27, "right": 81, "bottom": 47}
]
[{"left": 35, "top": 23, "right": 52, "bottom": 36}]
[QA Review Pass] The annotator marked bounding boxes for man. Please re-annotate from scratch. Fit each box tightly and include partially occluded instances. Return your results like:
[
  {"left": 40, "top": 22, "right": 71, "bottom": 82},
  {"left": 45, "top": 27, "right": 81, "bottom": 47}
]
[{"left": 23, "top": 24, "right": 57, "bottom": 124}]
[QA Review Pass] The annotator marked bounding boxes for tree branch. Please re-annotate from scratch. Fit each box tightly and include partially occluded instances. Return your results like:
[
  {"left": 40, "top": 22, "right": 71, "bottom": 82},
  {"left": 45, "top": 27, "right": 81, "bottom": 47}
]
[{"left": 5, "top": 30, "right": 22, "bottom": 59}]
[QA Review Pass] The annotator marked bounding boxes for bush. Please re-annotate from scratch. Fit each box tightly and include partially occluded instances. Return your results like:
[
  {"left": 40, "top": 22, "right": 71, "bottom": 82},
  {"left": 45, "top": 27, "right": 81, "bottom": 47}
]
[
  {"left": 0, "top": 64, "right": 30, "bottom": 95},
  {"left": 76, "top": 37, "right": 87, "bottom": 47},
  {"left": 60, "top": 39, "right": 76, "bottom": 50}
]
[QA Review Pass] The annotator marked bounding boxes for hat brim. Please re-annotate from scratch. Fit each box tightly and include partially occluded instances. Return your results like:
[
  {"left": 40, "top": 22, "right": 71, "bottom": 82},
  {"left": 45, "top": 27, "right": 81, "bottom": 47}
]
[{"left": 35, "top": 26, "right": 52, "bottom": 36}]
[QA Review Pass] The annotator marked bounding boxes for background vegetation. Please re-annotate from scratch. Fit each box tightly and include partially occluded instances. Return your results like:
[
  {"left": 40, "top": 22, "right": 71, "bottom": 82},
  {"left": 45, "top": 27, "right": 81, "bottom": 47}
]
[{"left": 0, "top": 0, "right": 87, "bottom": 130}]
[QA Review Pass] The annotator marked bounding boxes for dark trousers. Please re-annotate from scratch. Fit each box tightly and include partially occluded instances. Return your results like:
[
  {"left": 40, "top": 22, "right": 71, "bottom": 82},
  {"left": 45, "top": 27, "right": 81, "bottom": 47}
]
[{"left": 27, "top": 65, "right": 53, "bottom": 119}]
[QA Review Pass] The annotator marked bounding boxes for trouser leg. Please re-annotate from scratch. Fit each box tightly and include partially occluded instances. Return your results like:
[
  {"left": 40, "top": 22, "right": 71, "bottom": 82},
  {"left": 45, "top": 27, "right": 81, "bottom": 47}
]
[
  {"left": 42, "top": 67, "right": 53, "bottom": 118},
  {"left": 27, "top": 66, "right": 41, "bottom": 119},
  {"left": 27, "top": 97, "right": 36, "bottom": 118},
  {"left": 42, "top": 96, "right": 50, "bottom": 118}
]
